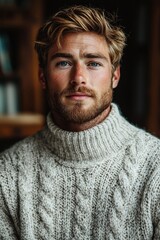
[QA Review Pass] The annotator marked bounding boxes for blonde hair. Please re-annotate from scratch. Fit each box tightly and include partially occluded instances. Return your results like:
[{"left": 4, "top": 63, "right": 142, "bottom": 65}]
[{"left": 35, "top": 5, "right": 126, "bottom": 70}]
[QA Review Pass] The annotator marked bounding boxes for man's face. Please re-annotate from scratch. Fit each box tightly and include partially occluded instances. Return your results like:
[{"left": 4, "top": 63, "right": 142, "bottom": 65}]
[{"left": 40, "top": 32, "right": 120, "bottom": 130}]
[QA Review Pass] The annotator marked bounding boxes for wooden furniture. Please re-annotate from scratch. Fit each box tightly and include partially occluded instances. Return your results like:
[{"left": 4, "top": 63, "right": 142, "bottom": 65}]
[
  {"left": 147, "top": 0, "right": 160, "bottom": 137},
  {"left": 0, "top": 1, "right": 45, "bottom": 143},
  {"left": 0, "top": 113, "right": 44, "bottom": 138}
]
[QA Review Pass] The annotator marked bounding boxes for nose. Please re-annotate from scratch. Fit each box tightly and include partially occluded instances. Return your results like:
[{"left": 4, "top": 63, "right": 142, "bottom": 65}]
[{"left": 70, "top": 63, "right": 87, "bottom": 86}]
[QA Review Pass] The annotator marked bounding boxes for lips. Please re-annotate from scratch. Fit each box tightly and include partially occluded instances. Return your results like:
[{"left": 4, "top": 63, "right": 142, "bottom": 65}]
[
  {"left": 67, "top": 92, "right": 91, "bottom": 96},
  {"left": 66, "top": 92, "right": 92, "bottom": 100}
]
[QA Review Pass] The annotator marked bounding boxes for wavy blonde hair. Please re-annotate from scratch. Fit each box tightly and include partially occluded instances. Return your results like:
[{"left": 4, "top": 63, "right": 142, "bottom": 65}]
[{"left": 35, "top": 5, "right": 126, "bottom": 70}]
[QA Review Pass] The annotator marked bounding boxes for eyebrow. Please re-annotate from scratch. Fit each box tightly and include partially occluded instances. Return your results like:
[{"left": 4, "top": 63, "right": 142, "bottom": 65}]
[
  {"left": 50, "top": 53, "right": 73, "bottom": 60},
  {"left": 50, "top": 52, "right": 109, "bottom": 61},
  {"left": 83, "top": 53, "right": 108, "bottom": 60}
]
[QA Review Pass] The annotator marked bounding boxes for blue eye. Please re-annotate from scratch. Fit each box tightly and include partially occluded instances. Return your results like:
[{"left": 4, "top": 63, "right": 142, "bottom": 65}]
[
  {"left": 56, "top": 61, "right": 71, "bottom": 68},
  {"left": 88, "top": 62, "right": 101, "bottom": 67}
]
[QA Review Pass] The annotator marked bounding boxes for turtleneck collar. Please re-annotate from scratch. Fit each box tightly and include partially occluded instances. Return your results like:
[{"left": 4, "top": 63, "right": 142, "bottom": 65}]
[{"left": 41, "top": 104, "right": 137, "bottom": 167}]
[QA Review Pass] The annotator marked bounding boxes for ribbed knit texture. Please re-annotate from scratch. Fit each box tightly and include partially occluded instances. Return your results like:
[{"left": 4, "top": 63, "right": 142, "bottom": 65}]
[{"left": 0, "top": 103, "right": 160, "bottom": 240}]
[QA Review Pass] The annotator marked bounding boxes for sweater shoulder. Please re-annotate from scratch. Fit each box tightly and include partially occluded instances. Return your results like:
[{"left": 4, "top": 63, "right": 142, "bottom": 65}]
[
  {"left": 0, "top": 130, "right": 44, "bottom": 170},
  {"left": 120, "top": 118, "right": 160, "bottom": 168},
  {"left": 122, "top": 115, "right": 160, "bottom": 152},
  {"left": 134, "top": 126, "right": 160, "bottom": 153},
  {"left": 134, "top": 126, "right": 160, "bottom": 147}
]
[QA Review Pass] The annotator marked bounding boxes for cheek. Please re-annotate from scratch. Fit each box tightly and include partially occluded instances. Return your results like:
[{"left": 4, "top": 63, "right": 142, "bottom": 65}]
[
  {"left": 47, "top": 71, "right": 68, "bottom": 91},
  {"left": 90, "top": 70, "right": 112, "bottom": 88}
]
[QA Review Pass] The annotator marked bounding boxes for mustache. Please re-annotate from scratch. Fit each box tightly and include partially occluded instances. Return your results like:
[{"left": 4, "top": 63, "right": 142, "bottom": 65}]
[{"left": 61, "top": 86, "right": 96, "bottom": 97}]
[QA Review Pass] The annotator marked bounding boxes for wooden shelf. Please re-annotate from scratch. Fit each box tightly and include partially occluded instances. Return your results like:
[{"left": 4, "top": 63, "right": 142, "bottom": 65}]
[
  {"left": 0, "top": 113, "right": 45, "bottom": 139},
  {"left": 0, "top": 0, "right": 45, "bottom": 148}
]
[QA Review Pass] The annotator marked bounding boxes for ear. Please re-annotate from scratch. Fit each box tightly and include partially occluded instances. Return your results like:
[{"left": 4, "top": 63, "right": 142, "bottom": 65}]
[
  {"left": 112, "top": 65, "right": 120, "bottom": 89},
  {"left": 39, "top": 67, "right": 47, "bottom": 89}
]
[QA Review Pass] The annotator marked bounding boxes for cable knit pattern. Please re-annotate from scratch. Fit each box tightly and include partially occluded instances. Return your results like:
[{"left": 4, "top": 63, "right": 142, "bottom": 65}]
[
  {"left": 108, "top": 143, "right": 139, "bottom": 239},
  {"left": 0, "top": 103, "right": 160, "bottom": 240},
  {"left": 73, "top": 170, "right": 90, "bottom": 239}
]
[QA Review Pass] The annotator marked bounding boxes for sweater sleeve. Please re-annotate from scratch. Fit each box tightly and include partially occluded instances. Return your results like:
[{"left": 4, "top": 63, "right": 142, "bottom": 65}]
[
  {"left": 0, "top": 151, "right": 19, "bottom": 240},
  {"left": 0, "top": 188, "right": 19, "bottom": 239},
  {"left": 151, "top": 168, "right": 160, "bottom": 239},
  {"left": 137, "top": 135, "right": 160, "bottom": 239},
  {"left": 142, "top": 156, "right": 160, "bottom": 239}
]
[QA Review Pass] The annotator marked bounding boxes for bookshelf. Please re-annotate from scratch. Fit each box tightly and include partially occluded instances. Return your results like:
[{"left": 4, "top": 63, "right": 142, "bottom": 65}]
[{"left": 0, "top": 0, "right": 45, "bottom": 145}]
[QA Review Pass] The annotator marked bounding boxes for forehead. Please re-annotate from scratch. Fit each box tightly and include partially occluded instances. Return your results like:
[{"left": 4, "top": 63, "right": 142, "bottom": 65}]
[{"left": 49, "top": 32, "right": 109, "bottom": 56}]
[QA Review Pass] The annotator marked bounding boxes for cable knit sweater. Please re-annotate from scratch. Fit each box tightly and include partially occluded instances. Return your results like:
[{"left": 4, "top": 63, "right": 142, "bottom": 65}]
[{"left": 0, "top": 104, "right": 160, "bottom": 240}]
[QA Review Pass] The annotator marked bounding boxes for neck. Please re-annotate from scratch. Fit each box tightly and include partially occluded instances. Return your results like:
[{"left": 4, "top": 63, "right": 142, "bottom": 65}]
[{"left": 51, "top": 106, "right": 111, "bottom": 132}]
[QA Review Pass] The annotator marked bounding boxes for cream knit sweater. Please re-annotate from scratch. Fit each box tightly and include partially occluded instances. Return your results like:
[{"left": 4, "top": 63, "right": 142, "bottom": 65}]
[{"left": 0, "top": 104, "right": 160, "bottom": 240}]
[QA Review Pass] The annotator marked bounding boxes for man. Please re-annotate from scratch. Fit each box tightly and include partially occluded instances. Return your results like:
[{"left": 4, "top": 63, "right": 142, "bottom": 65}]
[{"left": 0, "top": 5, "right": 160, "bottom": 240}]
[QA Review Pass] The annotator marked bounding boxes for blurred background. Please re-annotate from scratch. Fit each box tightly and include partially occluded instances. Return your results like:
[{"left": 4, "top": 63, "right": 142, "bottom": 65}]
[{"left": 0, "top": 0, "right": 159, "bottom": 152}]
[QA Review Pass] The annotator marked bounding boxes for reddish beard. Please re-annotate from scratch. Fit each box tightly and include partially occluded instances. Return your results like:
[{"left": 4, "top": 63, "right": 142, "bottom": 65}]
[{"left": 47, "top": 85, "right": 113, "bottom": 124}]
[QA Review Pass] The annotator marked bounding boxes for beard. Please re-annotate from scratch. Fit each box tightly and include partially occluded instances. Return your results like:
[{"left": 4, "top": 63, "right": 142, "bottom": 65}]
[{"left": 47, "top": 84, "right": 113, "bottom": 124}]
